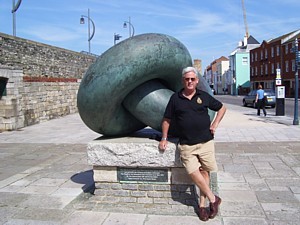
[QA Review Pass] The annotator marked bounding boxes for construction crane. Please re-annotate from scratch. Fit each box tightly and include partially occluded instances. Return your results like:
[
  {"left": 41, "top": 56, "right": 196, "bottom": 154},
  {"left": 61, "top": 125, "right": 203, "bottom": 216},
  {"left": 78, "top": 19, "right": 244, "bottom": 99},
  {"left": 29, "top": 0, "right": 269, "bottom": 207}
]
[{"left": 242, "top": 0, "right": 249, "bottom": 38}]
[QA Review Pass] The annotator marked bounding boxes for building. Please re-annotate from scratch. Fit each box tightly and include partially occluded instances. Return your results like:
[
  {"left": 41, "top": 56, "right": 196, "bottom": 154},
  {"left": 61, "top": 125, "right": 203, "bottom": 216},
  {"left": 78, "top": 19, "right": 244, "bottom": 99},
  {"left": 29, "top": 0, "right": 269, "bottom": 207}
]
[
  {"left": 193, "top": 59, "right": 202, "bottom": 75},
  {"left": 204, "top": 56, "right": 228, "bottom": 94},
  {"left": 228, "top": 35, "right": 260, "bottom": 95},
  {"left": 250, "top": 29, "right": 300, "bottom": 97},
  {"left": 216, "top": 57, "right": 229, "bottom": 94}
]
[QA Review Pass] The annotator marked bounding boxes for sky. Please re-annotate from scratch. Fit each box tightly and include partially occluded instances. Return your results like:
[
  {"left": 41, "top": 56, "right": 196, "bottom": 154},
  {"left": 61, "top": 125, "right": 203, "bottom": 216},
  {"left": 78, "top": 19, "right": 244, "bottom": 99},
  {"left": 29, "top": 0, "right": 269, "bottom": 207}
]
[{"left": 1, "top": 0, "right": 300, "bottom": 72}]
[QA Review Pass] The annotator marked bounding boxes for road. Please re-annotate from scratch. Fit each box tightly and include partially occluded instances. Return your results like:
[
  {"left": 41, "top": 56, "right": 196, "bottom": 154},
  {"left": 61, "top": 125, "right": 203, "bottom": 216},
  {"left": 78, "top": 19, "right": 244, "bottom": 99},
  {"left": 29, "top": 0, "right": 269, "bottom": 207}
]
[{"left": 215, "top": 95, "right": 300, "bottom": 119}]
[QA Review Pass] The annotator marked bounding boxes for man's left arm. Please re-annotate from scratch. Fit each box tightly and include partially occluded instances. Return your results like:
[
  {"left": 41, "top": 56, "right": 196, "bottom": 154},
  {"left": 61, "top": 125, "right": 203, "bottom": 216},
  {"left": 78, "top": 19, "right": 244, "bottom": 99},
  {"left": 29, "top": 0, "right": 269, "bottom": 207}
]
[{"left": 210, "top": 105, "right": 226, "bottom": 134}]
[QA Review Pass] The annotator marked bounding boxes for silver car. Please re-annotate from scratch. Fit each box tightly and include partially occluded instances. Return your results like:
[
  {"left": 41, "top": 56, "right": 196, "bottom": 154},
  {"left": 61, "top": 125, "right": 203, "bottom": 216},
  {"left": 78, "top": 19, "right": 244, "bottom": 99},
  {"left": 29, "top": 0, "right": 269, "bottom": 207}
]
[{"left": 243, "top": 89, "right": 276, "bottom": 108}]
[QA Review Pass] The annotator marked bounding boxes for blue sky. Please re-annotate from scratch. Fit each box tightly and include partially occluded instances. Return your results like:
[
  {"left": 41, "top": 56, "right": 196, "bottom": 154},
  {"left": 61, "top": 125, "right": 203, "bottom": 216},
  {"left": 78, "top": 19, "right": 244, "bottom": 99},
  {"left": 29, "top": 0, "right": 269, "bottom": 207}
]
[{"left": 1, "top": 0, "right": 300, "bottom": 72}]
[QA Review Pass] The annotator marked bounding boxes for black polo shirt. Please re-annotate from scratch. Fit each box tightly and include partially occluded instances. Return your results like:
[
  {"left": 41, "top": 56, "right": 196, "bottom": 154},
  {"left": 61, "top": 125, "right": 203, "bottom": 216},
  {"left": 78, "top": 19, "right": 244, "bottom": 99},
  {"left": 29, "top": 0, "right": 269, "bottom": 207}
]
[{"left": 164, "top": 88, "right": 223, "bottom": 145}]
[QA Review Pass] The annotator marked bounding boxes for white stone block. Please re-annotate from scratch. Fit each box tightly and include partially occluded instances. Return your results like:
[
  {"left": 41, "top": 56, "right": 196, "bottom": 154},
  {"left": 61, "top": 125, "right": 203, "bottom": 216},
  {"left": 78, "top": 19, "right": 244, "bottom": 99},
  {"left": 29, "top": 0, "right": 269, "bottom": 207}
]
[
  {"left": 93, "top": 166, "right": 118, "bottom": 182},
  {"left": 87, "top": 136, "right": 182, "bottom": 168}
]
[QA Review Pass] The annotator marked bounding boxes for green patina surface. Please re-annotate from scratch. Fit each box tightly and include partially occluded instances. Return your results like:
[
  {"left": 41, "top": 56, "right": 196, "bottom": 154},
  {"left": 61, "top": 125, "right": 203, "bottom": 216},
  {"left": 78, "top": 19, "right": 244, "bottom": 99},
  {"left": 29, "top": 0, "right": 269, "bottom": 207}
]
[{"left": 77, "top": 33, "right": 213, "bottom": 136}]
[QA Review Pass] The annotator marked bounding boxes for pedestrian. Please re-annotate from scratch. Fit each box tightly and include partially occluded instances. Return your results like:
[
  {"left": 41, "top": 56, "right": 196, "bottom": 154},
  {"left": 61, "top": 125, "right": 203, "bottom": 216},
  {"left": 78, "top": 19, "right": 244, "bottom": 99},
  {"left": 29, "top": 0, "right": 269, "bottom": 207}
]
[
  {"left": 255, "top": 85, "right": 267, "bottom": 116},
  {"left": 158, "top": 67, "right": 226, "bottom": 221}
]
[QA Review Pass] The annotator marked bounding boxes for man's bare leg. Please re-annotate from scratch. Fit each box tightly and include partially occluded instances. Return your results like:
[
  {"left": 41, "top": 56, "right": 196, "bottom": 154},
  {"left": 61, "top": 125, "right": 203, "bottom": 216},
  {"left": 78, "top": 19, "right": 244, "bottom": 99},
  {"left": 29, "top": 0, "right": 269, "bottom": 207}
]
[
  {"left": 199, "top": 169, "right": 210, "bottom": 207},
  {"left": 189, "top": 169, "right": 215, "bottom": 203}
]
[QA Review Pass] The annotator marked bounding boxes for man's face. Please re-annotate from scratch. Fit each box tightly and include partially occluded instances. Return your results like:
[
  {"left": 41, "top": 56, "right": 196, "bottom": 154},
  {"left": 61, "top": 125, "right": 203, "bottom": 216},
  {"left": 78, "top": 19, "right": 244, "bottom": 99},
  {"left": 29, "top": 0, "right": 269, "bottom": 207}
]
[{"left": 182, "top": 71, "right": 199, "bottom": 90}]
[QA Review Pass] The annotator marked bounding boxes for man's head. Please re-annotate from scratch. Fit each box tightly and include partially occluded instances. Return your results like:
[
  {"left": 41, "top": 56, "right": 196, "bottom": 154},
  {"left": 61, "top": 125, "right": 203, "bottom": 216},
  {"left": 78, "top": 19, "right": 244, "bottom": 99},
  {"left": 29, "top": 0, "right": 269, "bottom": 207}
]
[{"left": 182, "top": 67, "right": 199, "bottom": 91}]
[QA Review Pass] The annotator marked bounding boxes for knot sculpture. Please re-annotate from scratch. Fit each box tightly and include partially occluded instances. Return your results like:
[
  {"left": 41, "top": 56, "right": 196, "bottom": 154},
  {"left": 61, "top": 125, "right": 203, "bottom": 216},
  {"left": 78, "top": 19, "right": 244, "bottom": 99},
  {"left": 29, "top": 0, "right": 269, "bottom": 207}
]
[{"left": 77, "top": 33, "right": 213, "bottom": 136}]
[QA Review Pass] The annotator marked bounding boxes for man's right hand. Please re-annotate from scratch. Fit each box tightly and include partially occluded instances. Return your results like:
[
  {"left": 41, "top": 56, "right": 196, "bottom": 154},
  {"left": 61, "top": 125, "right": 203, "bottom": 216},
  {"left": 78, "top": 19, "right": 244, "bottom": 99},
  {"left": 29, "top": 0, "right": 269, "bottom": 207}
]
[{"left": 158, "top": 140, "right": 168, "bottom": 151}]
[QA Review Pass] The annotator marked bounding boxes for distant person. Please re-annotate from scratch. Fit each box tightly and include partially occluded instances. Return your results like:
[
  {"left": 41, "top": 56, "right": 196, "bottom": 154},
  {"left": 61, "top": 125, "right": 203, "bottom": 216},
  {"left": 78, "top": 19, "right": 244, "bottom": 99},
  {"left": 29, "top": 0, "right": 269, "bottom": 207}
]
[
  {"left": 255, "top": 85, "right": 267, "bottom": 116},
  {"left": 158, "top": 67, "right": 226, "bottom": 221}
]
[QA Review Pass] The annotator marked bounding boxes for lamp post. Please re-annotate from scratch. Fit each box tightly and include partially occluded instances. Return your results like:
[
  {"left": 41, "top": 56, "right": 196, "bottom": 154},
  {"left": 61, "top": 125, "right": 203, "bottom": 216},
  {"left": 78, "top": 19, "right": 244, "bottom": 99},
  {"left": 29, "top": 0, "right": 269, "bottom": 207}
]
[
  {"left": 123, "top": 17, "right": 135, "bottom": 38},
  {"left": 11, "top": 0, "right": 22, "bottom": 36},
  {"left": 293, "top": 38, "right": 299, "bottom": 125},
  {"left": 80, "top": 9, "right": 95, "bottom": 53}
]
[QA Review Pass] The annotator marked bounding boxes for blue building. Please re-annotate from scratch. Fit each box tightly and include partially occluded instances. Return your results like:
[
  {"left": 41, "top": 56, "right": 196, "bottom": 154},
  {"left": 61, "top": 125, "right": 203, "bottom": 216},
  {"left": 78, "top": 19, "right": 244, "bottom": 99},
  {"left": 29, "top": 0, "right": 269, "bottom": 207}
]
[{"left": 228, "top": 35, "right": 260, "bottom": 95}]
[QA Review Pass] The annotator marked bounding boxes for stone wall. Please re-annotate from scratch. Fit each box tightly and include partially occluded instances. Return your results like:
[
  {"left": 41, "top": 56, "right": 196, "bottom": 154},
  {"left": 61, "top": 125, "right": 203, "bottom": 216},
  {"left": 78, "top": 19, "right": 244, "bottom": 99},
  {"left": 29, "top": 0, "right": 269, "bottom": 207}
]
[
  {"left": 0, "top": 32, "right": 96, "bottom": 78},
  {"left": 0, "top": 33, "right": 97, "bottom": 131}
]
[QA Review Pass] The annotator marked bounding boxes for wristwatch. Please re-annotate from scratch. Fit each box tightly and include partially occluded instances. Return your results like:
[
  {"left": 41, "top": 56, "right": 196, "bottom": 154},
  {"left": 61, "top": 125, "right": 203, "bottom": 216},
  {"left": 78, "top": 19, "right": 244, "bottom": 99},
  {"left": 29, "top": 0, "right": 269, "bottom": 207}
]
[{"left": 161, "top": 137, "right": 167, "bottom": 141}]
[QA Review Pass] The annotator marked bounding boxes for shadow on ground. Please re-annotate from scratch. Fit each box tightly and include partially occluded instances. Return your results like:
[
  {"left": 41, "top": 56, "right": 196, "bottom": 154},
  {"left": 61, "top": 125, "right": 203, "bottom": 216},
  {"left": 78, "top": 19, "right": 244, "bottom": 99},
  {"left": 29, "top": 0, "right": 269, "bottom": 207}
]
[{"left": 71, "top": 170, "right": 95, "bottom": 194}]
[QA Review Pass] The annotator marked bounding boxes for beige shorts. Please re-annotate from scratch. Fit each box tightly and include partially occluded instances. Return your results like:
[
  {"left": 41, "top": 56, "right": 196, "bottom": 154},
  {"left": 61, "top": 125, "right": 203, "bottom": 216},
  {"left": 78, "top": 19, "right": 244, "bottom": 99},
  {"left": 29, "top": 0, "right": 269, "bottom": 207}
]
[{"left": 178, "top": 140, "right": 218, "bottom": 174}]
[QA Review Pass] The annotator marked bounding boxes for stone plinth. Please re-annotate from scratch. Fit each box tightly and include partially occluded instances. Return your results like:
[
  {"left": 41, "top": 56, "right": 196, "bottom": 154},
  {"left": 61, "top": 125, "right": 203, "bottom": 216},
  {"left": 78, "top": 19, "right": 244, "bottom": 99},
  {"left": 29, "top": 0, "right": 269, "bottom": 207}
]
[{"left": 86, "top": 129, "right": 201, "bottom": 215}]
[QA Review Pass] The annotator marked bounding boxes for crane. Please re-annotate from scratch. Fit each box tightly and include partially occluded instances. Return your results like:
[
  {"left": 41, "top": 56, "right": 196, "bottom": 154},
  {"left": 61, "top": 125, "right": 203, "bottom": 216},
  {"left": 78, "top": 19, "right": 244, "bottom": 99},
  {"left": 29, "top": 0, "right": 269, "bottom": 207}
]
[{"left": 242, "top": 0, "right": 249, "bottom": 38}]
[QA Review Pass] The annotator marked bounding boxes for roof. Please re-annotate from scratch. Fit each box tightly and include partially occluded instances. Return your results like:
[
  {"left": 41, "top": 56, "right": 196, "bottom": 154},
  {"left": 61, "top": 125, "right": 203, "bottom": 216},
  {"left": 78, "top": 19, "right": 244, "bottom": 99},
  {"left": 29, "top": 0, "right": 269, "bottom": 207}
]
[
  {"left": 247, "top": 35, "right": 260, "bottom": 45},
  {"left": 267, "top": 29, "right": 300, "bottom": 44}
]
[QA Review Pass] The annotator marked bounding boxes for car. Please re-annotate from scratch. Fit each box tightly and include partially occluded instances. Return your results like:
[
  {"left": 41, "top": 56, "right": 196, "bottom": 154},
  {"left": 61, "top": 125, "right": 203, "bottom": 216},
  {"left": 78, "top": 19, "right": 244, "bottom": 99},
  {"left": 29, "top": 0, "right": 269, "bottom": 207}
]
[{"left": 242, "top": 89, "right": 276, "bottom": 108}]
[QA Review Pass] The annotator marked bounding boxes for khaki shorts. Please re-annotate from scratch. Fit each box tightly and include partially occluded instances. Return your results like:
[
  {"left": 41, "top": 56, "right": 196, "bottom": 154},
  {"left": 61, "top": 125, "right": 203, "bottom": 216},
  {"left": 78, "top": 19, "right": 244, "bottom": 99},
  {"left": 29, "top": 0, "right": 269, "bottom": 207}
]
[{"left": 178, "top": 140, "right": 218, "bottom": 174}]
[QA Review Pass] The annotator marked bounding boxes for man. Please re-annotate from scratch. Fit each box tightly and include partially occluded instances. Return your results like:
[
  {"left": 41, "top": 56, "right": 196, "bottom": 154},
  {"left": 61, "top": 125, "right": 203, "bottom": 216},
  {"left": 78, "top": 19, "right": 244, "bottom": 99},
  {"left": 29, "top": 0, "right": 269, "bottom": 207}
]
[
  {"left": 158, "top": 67, "right": 226, "bottom": 221},
  {"left": 255, "top": 84, "right": 267, "bottom": 116}
]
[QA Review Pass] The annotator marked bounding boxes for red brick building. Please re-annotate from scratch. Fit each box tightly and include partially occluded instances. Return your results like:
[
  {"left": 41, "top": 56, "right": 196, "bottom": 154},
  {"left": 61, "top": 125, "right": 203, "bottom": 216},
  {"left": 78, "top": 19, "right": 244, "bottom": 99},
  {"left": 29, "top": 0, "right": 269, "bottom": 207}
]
[{"left": 250, "top": 30, "right": 300, "bottom": 97}]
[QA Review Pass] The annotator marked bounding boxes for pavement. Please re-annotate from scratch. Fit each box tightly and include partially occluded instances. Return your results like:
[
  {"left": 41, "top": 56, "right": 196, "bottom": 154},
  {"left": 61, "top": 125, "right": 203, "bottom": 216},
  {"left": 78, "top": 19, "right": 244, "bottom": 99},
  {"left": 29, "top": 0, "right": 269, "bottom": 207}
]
[{"left": 0, "top": 103, "right": 299, "bottom": 225}]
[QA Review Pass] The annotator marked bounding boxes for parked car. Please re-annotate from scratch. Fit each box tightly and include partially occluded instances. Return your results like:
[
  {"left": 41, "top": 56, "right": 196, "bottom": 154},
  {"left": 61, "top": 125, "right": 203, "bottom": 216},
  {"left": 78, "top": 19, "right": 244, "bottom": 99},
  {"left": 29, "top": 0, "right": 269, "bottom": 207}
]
[{"left": 243, "top": 89, "right": 276, "bottom": 108}]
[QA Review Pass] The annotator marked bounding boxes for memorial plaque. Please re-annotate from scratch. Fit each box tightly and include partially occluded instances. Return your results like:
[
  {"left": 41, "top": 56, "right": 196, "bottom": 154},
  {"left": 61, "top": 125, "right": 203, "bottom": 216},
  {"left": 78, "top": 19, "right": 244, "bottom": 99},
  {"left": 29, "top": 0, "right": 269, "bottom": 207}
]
[{"left": 117, "top": 168, "right": 168, "bottom": 182}]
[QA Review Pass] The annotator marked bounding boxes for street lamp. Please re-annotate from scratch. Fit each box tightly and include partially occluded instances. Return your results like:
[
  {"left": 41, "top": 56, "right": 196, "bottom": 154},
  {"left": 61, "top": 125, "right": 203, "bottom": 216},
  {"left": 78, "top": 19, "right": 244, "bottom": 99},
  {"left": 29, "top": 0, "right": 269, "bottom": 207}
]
[
  {"left": 80, "top": 8, "right": 95, "bottom": 53},
  {"left": 11, "top": 0, "right": 22, "bottom": 36},
  {"left": 293, "top": 38, "right": 299, "bottom": 125},
  {"left": 123, "top": 17, "right": 135, "bottom": 38}
]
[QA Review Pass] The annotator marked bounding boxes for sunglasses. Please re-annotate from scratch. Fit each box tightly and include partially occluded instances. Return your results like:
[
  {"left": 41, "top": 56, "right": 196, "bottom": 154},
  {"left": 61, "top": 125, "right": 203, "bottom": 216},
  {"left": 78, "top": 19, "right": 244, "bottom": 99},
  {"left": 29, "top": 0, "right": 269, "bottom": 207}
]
[{"left": 184, "top": 77, "right": 197, "bottom": 82}]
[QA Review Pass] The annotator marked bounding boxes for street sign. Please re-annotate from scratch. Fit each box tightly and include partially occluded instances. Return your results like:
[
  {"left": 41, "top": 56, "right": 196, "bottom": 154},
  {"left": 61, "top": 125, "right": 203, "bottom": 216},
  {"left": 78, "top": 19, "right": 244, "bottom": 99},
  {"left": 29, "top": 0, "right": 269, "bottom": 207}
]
[{"left": 276, "top": 68, "right": 281, "bottom": 79}]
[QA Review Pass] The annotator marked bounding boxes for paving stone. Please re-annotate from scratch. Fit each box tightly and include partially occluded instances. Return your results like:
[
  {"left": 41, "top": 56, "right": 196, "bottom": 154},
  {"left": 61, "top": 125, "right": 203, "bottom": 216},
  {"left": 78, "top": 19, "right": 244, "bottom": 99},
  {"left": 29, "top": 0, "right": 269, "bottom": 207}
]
[
  {"left": 4, "top": 219, "right": 61, "bottom": 225},
  {"left": 218, "top": 182, "right": 251, "bottom": 191},
  {"left": 217, "top": 172, "right": 245, "bottom": 183},
  {"left": 220, "top": 190, "right": 258, "bottom": 202},
  {"left": 30, "top": 178, "right": 67, "bottom": 187},
  {"left": 18, "top": 195, "right": 75, "bottom": 209},
  {"left": 220, "top": 201, "right": 265, "bottom": 217},
  {"left": 223, "top": 217, "right": 268, "bottom": 225},
  {"left": 256, "top": 191, "right": 299, "bottom": 203},
  {"left": 102, "top": 213, "right": 147, "bottom": 225},
  {"left": 257, "top": 169, "right": 297, "bottom": 178},
  {"left": 12, "top": 208, "right": 72, "bottom": 222},
  {"left": 0, "top": 192, "right": 28, "bottom": 207},
  {"left": 246, "top": 179, "right": 270, "bottom": 191},
  {"left": 0, "top": 207, "right": 18, "bottom": 224},
  {"left": 61, "top": 210, "right": 108, "bottom": 225},
  {"left": 145, "top": 214, "right": 203, "bottom": 225},
  {"left": 18, "top": 185, "right": 58, "bottom": 195},
  {"left": 223, "top": 163, "right": 256, "bottom": 173},
  {"left": 290, "top": 186, "right": 300, "bottom": 194}
]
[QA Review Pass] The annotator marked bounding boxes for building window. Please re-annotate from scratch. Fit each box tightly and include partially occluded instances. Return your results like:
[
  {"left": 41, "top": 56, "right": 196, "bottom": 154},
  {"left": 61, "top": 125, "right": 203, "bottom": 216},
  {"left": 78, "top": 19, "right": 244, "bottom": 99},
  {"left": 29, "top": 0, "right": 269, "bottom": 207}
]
[
  {"left": 255, "top": 52, "right": 257, "bottom": 61},
  {"left": 277, "top": 62, "right": 280, "bottom": 69},
  {"left": 242, "top": 57, "right": 248, "bottom": 65},
  {"left": 265, "top": 64, "right": 268, "bottom": 75},
  {"left": 261, "top": 65, "right": 263, "bottom": 75},
  {"left": 251, "top": 53, "right": 254, "bottom": 62},
  {"left": 271, "top": 47, "right": 274, "bottom": 57},
  {"left": 290, "top": 43, "right": 294, "bottom": 53},
  {"left": 265, "top": 49, "right": 268, "bottom": 58},
  {"left": 285, "top": 61, "right": 289, "bottom": 72},
  {"left": 255, "top": 67, "right": 258, "bottom": 76},
  {"left": 276, "top": 45, "right": 280, "bottom": 56},
  {"left": 292, "top": 60, "right": 295, "bottom": 71},
  {"left": 285, "top": 45, "right": 288, "bottom": 54},
  {"left": 271, "top": 63, "right": 275, "bottom": 74},
  {"left": 260, "top": 50, "right": 263, "bottom": 60}
]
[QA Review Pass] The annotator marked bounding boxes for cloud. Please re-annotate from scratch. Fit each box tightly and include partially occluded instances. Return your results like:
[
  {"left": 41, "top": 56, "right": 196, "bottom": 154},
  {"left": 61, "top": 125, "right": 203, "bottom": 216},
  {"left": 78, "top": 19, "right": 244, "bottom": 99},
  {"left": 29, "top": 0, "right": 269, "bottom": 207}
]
[{"left": 21, "top": 25, "right": 80, "bottom": 42}]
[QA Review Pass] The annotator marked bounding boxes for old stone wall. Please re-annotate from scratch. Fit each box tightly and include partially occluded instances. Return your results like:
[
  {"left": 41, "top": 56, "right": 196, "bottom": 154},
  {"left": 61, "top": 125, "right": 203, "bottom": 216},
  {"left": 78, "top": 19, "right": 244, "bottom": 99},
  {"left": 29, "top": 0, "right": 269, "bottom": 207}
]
[
  {"left": 0, "top": 32, "right": 96, "bottom": 78},
  {"left": 0, "top": 33, "right": 97, "bottom": 131}
]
